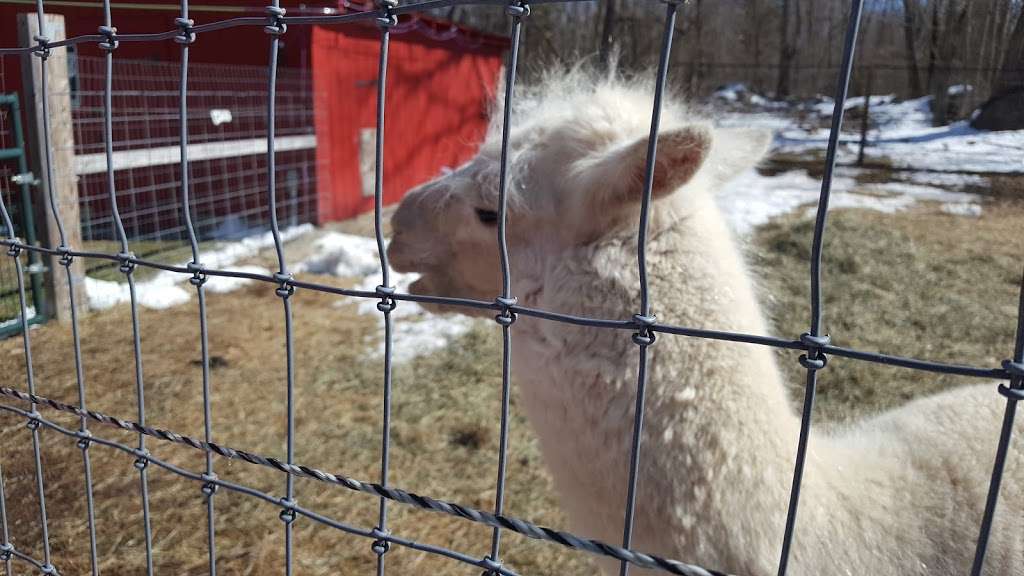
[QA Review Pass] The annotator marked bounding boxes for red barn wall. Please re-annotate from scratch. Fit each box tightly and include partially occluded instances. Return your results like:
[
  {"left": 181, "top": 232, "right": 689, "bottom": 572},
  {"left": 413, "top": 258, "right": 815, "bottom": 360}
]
[{"left": 312, "top": 22, "right": 505, "bottom": 222}]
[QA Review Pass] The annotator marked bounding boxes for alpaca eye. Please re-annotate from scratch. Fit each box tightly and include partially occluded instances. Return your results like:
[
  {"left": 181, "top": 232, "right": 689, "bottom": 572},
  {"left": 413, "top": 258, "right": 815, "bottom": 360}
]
[{"left": 475, "top": 208, "right": 499, "bottom": 226}]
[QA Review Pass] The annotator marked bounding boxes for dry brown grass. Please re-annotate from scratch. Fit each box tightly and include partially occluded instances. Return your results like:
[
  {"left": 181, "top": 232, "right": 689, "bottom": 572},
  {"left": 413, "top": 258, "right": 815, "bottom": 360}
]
[
  {"left": 0, "top": 266, "right": 595, "bottom": 575},
  {"left": 750, "top": 198, "right": 1024, "bottom": 423}
]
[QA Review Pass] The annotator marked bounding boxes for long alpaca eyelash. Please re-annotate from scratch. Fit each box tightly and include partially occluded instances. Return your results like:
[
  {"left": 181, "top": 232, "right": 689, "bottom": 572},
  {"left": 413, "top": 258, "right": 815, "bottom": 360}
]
[{"left": 475, "top": 208, "right": 499, "bottom": 225}]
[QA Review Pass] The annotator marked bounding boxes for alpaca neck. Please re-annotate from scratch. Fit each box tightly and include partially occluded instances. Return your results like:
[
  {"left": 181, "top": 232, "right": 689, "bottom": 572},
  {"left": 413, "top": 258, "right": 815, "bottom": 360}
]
[{"left": 512, "top": 189, "right": 806, "bottom": 568}]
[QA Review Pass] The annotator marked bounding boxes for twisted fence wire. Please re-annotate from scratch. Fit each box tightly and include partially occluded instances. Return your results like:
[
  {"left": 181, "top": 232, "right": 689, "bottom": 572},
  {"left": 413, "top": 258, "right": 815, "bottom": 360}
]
[{"left": 0, "top": 1, "right": 1022, "bottom": 576}]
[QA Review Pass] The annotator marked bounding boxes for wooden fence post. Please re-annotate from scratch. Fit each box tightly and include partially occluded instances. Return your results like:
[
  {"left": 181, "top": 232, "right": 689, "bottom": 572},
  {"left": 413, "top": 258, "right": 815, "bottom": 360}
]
[{"left": 18, "top": 12, "right": 86, "bottom": 322}]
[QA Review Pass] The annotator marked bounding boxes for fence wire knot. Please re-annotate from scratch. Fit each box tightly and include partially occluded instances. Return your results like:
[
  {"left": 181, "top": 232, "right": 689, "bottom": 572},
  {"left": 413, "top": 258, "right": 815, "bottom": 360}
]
[
  {"left": 174, "top": 17, "right": 196, "bottom": 44},
  {"left": 6, "top": 241, "right": 21, "bottom": 258},
  {"left": 117, "top": 252, "right": 135, "bottom": 275},
  {"left": 506, "top": 0, "right": 530, "bottom": 19},
  {"left": 25, "top": 412, "right": 41, "bottom": 430},
  {"left": 0, "top": 542, "right": 12, "bottom": 561},
  {"left": 40, "top": 562, "right": 58, "bottom": 575},
  {"left": 632, "top": 314, "right": 657, "bottom": 346},
  {"left": 133, "top": 449, "right": 150, "bottom": 470},
  {"left": 375, "top": 285, "right": 396, "bottom": 313},
  {"left": 376, "top": 0, "right": 398, "bottom": 28},
  {"left": 495, "top": 296, "right": 517, "bottom": 326},
  {"left": 371, "top": 527, "right": 391, "bottom": 556},
  {"left": 201, "top": 473, "right": 219, "bottom": 497},
  {"left": 97, "top": 26, "right": 119, "bottom": 51},
  {"left": 187, "top": 262, "right": 207, "bottom": 287},
  {"left": 264, "top": 6, "right": 287, "bottom": 35},
  {"left": 798, "top": 332, "right": 830, "bottom": 371},
  {"left": 76, "top": 429, "right": 93, "bottom": 450},
  {"left": 274, "top": 272, "right": 294, "bottom": 299},
  {"left": 278, "top": 498, "right": 297, "bottom": 524},
  {"left": 32, "top": 34, "right": 50, "bottom": 59},
  {"left": 998, "top": 384, "right": 1024, "bottom": 401},
  {"left": 480, "top": 555, "right": 503, "bottom": 576},
  {"left": 1003, "top": 360, "right": 1024, "bottom": 379},
  {"left": 57, "top": 245, "right": 73, "bottom": 267}
]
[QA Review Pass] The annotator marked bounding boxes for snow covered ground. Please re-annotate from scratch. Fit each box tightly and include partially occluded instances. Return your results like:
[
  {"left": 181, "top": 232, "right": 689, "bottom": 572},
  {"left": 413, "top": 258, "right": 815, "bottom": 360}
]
[
  {"left": 712, "top": 84, "right": 1024, "bottom": 174},
  {"left": 85, "top": 225, "right": 312, "bottom": 311},
  {"left": 718, "top": 167, "right": 984, "bottom": 235},
  {"left": 293, "top": 232, "right": 475, "bottom": 363}
]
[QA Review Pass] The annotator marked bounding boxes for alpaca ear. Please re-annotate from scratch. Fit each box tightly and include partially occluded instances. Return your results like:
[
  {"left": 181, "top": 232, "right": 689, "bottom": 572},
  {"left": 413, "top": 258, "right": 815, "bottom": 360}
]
[{"left": 575, "top": 126, "right": 712, "bottom": 209}]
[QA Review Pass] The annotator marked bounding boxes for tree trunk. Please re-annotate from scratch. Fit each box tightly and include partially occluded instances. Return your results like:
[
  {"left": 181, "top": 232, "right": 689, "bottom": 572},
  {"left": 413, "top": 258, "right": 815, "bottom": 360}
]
[
  {"left": 992, "top": 7, "right": 1024, "bottom": 96},
  {"left": 598, "top": 0, "right": 616, "bottom": 72},
  {"left": 987, "top": 0, "right": 1012, "bottom": 88},
  {"left": 751, "top": 0, "right": 761, "bottom": 91},
  {"left": 901, "top": 0, "right": 923, "bottom": 95},
  {"left": 931, "top": 0, "right": 969, "bottom": 126},
  {"left": 926, "top": 0, "right": 939, "bottom": 90},
  {"left": 776, "top": 0, "right": 795, "bottom": 98},
  {"left": 687, "top": 0, "right": 704, "bottom": 95}
]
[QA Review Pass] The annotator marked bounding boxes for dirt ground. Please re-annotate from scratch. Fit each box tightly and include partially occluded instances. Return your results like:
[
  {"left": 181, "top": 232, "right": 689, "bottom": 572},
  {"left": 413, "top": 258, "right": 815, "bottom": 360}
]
[{"left": 2, "top": 195, "right": 1023, "bottom": 575}]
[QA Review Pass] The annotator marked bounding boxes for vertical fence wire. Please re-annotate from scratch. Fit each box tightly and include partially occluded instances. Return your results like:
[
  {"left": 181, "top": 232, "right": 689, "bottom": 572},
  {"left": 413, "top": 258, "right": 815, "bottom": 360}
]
[
  {"left": 28, "top": 9, "right": 100, "bottom": 572},
  {"left": 175, "top": 2, "right": 217, "bottom": 574},
  {"left": 776, "top": 2, "right": 864, "bottom": 575},
  {"left": 0, "top": 465, "right": 10, "bottom": 574},
  {"left": 370, "top": 2, "right": 396, "bottom": 574},
  {"left": 263, "top": 4, "right": 297, "bottom": 574},
  {"left": 970, "top": 269, "right": 1024, "bottom": 576},
  {"left": 487, "top": 1, "right": 526, "bottom": 570},
  {"left": 618, "top": 3, "right": 678, "bottom": 576},
  {"left": 94, "top": 0, "right": 157, "bottom": 572}
]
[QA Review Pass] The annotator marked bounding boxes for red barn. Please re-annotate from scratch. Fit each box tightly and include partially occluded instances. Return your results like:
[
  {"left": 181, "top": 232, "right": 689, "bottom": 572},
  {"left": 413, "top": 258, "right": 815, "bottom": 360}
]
[{"left": 0, "top": 1, "right": 505, "bottom": 241}]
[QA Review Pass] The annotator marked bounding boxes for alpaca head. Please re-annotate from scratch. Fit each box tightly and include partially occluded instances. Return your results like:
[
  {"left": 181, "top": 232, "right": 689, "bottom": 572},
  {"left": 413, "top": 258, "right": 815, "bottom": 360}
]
[{"left": 388, "top": 74, "right": 771, "bottom": 312}]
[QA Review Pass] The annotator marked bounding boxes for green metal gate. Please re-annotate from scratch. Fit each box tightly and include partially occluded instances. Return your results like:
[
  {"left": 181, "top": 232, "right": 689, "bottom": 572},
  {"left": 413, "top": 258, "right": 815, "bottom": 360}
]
[{"left": 0, "top": 93, "right": 46, "bottom": 337}]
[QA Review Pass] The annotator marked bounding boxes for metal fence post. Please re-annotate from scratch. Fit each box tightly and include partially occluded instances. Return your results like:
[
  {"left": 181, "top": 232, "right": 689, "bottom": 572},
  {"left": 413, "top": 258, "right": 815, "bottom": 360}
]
[{"left": 17, "top": 12, "right": 85, "bottom": 323}]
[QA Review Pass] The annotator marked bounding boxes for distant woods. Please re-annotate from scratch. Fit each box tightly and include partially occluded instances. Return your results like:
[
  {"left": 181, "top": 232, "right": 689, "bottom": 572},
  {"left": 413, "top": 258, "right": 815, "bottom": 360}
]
[{"left": 438, "top": 0, "right": 1024, "bottom": 119}]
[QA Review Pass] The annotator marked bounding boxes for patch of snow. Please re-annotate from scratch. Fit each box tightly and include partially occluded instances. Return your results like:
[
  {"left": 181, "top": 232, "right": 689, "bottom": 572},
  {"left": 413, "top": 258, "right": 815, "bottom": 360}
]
[
  {"left": 293, "top": 233, "right": 380, "bottom": 278},
  {"left": 712, "top": 83, "right": 743, "bottom": 102},
  {"left": 0, "top": 306, "right": 36, "bottom": 330},
  {"left": 903, "top": 171, "right": 988, "bottom": 189},
  {"left": 85, "top": 224, "right": 313, "bottom": 311},
  {"left": 941, "top": 202, "right": 983, "bottom": 217},
  {"left": 295, "top": 231, "right": 475, "bottom": 364},
  {"left": 718, "top": 168, "right": 982, "bottom": 234},
  {"left": 948, "top": 84, "right": 973, "bottom": 96},
  {"left": 86, "top": 276, "right": 191, "bottom": 311}
]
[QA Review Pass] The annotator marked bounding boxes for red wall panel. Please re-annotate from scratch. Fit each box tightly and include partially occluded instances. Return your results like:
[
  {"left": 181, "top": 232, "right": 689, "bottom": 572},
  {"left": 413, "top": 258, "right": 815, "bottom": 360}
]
[{"left": 312, "top": 23, "right": 504, "bottom": 222}]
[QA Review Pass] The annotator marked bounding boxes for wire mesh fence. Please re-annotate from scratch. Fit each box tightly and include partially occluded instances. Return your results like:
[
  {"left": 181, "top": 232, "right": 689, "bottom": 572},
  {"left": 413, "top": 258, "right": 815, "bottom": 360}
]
[
  {"left": 0, "top": 1, "right": 1021, "bottom": 576},
  {"left": 65, "top": 55, "right": 318, "bottom": 266}
]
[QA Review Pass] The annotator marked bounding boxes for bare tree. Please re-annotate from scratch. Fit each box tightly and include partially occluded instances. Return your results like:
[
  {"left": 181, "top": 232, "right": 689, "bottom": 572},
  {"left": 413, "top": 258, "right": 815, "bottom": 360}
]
[
  {"left": 992, "top": 4, "right": 1024, "bottom": 95},
  {"left": 902, "top": 0, "right": 924, "bottom": 95},
  {"left": 598, "top": 0, "right": 617, "bottom": 71},
  {"left": 776, "top": 0, "right": 796, "bottom": 97}
]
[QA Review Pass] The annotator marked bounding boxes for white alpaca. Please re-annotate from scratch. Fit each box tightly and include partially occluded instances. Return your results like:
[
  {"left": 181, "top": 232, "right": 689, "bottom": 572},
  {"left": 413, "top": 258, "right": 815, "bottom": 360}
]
[{"left": 387, "top": 73, "right": 1024, "bottom": 575}]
